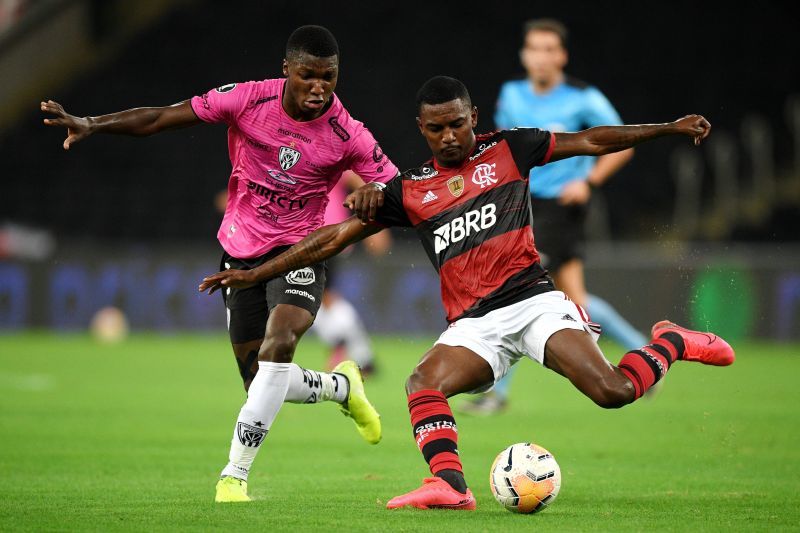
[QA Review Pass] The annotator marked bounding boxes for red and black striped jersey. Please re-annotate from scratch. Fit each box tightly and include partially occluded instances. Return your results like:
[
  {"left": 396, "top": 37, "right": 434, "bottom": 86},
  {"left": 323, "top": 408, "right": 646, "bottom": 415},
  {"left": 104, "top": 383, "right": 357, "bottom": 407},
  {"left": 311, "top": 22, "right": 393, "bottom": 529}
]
[{"left": 375, "top": 128, "right": 557, "bottom": 323}]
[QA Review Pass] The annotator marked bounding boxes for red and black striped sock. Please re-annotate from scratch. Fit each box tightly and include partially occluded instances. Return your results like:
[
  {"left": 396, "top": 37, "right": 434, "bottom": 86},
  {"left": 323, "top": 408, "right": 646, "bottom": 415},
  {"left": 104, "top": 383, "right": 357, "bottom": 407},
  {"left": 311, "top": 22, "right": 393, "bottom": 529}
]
[
  {"left": 408, "top": 390, "right": 466, "bottom": 493},
  {"left": 618, "top": 334, "right": 684, "bottom": 400}
]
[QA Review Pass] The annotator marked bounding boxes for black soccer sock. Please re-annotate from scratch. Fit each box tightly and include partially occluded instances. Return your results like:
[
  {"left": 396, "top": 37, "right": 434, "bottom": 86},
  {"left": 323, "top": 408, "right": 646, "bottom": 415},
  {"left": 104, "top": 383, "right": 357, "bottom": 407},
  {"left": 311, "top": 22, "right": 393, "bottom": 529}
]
[{"left": 436, "top": 469, "right": 468, "bottom": 494}]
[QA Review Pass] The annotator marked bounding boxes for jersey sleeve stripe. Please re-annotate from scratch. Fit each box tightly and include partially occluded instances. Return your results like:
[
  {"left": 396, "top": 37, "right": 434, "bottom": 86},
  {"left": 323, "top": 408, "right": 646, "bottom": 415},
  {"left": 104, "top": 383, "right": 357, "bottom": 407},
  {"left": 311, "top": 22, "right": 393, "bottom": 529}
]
[{"left": 538, "top": 132, "right": 557, "bottom": 166}]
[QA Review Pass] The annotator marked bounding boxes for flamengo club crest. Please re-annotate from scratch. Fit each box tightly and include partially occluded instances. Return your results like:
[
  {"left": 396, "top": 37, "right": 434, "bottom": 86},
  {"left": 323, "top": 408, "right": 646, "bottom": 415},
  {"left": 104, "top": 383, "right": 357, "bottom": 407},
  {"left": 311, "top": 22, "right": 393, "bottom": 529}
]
[
  {"left": 447, "top": 175, "right": 464, "bottom": 197},
  {"left": 471, "top": 162, "right": 497, "bottom": 188},
  {"left": 279, "top": 145, "right": 301, "bottom": 171}
]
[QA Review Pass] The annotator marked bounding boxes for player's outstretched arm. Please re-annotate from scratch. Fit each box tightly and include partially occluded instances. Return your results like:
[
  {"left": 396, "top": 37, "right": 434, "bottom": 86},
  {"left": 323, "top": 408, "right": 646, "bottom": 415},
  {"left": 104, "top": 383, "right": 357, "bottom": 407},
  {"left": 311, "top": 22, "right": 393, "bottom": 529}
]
[
  {"left": 550, "top": 115, "right": 711, "bottom": 162},
  {"left": 41, "top": 100, "right": 201, "bottom": 150},
  {"left": 198, "top": 218, "right": 381, "bottom": 294}
]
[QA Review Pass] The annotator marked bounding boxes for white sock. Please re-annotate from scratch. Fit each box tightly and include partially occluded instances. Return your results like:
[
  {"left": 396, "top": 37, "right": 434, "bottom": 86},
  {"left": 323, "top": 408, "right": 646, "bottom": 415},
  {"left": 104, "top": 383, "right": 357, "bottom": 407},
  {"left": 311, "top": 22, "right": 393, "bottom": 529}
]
[
  {"left": 284, "top": 363, "right": 349, "bottom": 404},
  {"left": 313, "top": 297, "right": 374, "bottom": 367},
  {"left": 221, "top": 361, "right": 291, "bottom": 481}
]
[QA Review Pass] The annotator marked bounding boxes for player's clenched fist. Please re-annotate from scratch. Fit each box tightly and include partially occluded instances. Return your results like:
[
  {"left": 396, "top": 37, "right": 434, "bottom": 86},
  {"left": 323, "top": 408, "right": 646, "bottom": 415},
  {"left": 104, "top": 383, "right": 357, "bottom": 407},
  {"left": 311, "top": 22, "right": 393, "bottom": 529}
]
[
  {"left": 345, "top": 182, "right": 385, "bottom": 223},
  {"left": 672, "top": 114, "right": 711, "bottom": 145},
  {"left": 41, "top": 100, "right": 92, "bottom": 150}
]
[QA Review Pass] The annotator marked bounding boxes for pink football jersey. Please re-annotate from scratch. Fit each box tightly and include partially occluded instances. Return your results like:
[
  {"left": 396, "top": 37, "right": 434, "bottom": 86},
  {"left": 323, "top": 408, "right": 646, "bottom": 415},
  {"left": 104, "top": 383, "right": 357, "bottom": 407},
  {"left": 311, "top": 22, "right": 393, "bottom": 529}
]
[
  {"left": 323, "top": 177, "right": 351, "bottom": 225},
  {"left": 191, "top": 79, "right": 397, "bottom": 258}
]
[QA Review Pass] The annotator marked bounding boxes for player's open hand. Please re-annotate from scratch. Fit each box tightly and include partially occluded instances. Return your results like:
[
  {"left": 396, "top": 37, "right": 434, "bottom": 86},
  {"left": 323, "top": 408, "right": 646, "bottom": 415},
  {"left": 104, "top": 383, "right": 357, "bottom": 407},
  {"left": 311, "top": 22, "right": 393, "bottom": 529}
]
[
  {"left": 41, "top": 100, "right": 91, "bottom": 150},
  {"left": 199, "top": 269, "right": 256, "bottom": 294},
  {"left": 345, "top": 182, "right": 385, "bottom": 223},
  {"left": 672, "top": 115, "right": 711, "bottom": 146}
]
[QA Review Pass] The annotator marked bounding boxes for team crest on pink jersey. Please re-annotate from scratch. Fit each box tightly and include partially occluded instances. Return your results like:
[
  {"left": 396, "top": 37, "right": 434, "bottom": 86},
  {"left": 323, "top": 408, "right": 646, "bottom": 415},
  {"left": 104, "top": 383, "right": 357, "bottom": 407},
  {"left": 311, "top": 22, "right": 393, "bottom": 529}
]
[{"left": 279, "top": 146, "right": 301, "bottom": 171}]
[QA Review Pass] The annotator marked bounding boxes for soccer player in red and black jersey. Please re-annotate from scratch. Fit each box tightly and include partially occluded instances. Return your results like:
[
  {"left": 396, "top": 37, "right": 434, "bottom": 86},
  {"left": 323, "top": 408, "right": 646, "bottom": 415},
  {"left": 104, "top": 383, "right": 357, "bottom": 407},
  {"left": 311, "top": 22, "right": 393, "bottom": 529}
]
[{"left": 199, "top": 76, "right": 735, "bottom": 511}]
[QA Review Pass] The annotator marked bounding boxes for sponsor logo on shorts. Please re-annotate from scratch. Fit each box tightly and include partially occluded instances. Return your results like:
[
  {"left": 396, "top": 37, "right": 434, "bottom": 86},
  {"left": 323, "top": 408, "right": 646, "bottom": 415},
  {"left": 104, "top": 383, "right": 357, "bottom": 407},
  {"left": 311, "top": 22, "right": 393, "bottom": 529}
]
[
  {"left": 471, "top": 163, "right": 497, "bottom": 189},
  {"left": 285, "top": 267, "right": 316, "bottom": 285},
  {"left": 285, "top": 288, "right": 315, "bottom": 301},
  {"left": 279, "top": 146, "right": 302, "bottom": 171},
  {"left": 237, "top": 421, "right": 266, "bottom": 447},
  {"left": 215, "top": 83, "right": 237, "bottom": 93},
  {"left": 561, "top": 314, "right": 576, "bottom": 322}
]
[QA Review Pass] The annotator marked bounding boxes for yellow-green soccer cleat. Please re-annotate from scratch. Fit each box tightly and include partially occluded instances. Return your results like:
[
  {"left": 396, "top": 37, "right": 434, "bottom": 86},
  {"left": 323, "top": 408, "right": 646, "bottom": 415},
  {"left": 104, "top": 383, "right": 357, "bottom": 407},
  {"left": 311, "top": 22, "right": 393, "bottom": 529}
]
[
  {"left": 332, "top": 360, "right": 382, "bottom": 444},
  {"left": 215, "top": 476, "right": 250, "bottom": 503}
]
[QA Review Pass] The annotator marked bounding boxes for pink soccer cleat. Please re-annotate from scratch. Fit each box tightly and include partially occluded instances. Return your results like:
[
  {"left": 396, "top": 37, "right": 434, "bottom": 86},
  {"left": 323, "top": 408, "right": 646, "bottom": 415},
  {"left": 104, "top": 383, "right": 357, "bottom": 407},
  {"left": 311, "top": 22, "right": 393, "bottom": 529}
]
[
  {"left": 651, "top": 321, "right": 735, "bottom": 366},
  {"left": 386, "top": 477, "right": 476, "bottom": 510}
]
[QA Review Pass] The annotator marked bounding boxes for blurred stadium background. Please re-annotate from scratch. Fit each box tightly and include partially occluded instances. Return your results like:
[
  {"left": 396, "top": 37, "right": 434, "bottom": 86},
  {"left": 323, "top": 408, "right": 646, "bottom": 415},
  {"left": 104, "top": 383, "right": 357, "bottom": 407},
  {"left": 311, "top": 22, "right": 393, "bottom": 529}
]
[
  {"left": 1, "top": 0, "right": 798, "bottom": 341},
  {"left": 1, "top": 2, "right": 799, "bottom": 530}
]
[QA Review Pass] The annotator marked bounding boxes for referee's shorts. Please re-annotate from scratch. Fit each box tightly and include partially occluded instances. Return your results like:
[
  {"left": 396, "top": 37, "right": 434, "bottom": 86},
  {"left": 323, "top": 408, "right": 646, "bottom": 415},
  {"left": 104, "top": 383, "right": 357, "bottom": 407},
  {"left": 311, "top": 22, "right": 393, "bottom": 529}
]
[{"left": 530, "top": 196, "right": 588, "bottom": 272}]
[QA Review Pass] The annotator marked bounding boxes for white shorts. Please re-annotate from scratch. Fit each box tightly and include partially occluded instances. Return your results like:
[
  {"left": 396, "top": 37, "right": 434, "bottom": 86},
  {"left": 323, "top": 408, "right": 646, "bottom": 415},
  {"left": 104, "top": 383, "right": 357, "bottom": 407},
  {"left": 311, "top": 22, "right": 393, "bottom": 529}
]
[{"left": 435, "top": 290, "right": 601, "bottom": 393}]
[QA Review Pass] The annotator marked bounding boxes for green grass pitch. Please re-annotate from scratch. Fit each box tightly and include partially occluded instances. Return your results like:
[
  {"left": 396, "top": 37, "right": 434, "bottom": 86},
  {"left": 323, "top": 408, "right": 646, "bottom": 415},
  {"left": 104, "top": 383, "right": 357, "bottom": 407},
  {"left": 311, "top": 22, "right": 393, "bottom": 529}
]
[{"left": 1, "top": 333, "right": 798, "bottom": 531}]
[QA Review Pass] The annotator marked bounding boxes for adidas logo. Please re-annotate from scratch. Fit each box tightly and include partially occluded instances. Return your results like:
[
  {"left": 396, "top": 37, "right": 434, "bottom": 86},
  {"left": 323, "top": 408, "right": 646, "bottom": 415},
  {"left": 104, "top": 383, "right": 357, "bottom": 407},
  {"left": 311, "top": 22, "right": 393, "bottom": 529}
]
[
  {"left": 422, "top": 190, "right": 438, "bottom": 204},
  {"left": 561, "top": 314, "right": 576, "bottom": 322}
]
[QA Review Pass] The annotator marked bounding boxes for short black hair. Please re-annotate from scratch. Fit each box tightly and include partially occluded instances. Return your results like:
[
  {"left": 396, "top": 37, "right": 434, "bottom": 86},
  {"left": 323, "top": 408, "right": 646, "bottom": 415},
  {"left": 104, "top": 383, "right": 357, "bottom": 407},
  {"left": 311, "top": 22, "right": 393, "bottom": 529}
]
[
  {"left": 523, "top": 18, "right": 568, "bottom": 48},
  {"left": 285, "top": 25, "right": 339, "bottom": 62},
  {"left": 415, "top": 76, "right": 472, "bottom": 113}
]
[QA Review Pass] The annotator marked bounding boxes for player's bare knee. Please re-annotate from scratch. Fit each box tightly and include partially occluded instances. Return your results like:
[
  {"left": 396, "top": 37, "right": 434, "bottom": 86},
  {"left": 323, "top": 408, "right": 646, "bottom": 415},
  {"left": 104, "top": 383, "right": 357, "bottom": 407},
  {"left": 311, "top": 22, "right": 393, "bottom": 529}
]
[
  {"left": 404, "top": 372, "right": 424, "bottom": 394},
  {"left": 258, "top": 332, "right": 298, "bottom": 363},
  {"left": 405, "top": 366, "right": 438, "bottom": 394}
]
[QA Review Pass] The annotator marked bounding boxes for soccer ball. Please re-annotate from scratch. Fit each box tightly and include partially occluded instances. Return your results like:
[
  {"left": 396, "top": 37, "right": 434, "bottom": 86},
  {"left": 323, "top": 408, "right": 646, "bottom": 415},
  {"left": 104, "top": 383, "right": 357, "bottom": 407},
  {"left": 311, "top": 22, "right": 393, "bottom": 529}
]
[
  {"left": 489, "top": 442, "right": 561, "bottom": 513},
  {"left": 89, "top": 306, "right": 129, "bottom": 343}
]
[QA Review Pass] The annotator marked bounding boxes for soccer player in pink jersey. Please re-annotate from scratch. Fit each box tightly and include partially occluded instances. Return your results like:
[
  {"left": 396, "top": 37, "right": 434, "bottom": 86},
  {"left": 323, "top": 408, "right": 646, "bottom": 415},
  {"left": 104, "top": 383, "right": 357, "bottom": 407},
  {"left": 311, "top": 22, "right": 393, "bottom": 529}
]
[{"left": 41, "top": 25, "right": 397, "bottom": 503}]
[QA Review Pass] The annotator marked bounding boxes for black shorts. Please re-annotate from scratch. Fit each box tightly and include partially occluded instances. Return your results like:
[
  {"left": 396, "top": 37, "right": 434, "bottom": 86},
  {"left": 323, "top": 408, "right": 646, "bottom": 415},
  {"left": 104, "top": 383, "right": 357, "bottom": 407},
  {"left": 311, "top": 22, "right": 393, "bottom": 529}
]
[
  {"left": 530, "top": 196, "right": 587, "bottom": 273},
  {"left": 220, "top": 247, "right": 326, "bottom": 344}
]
